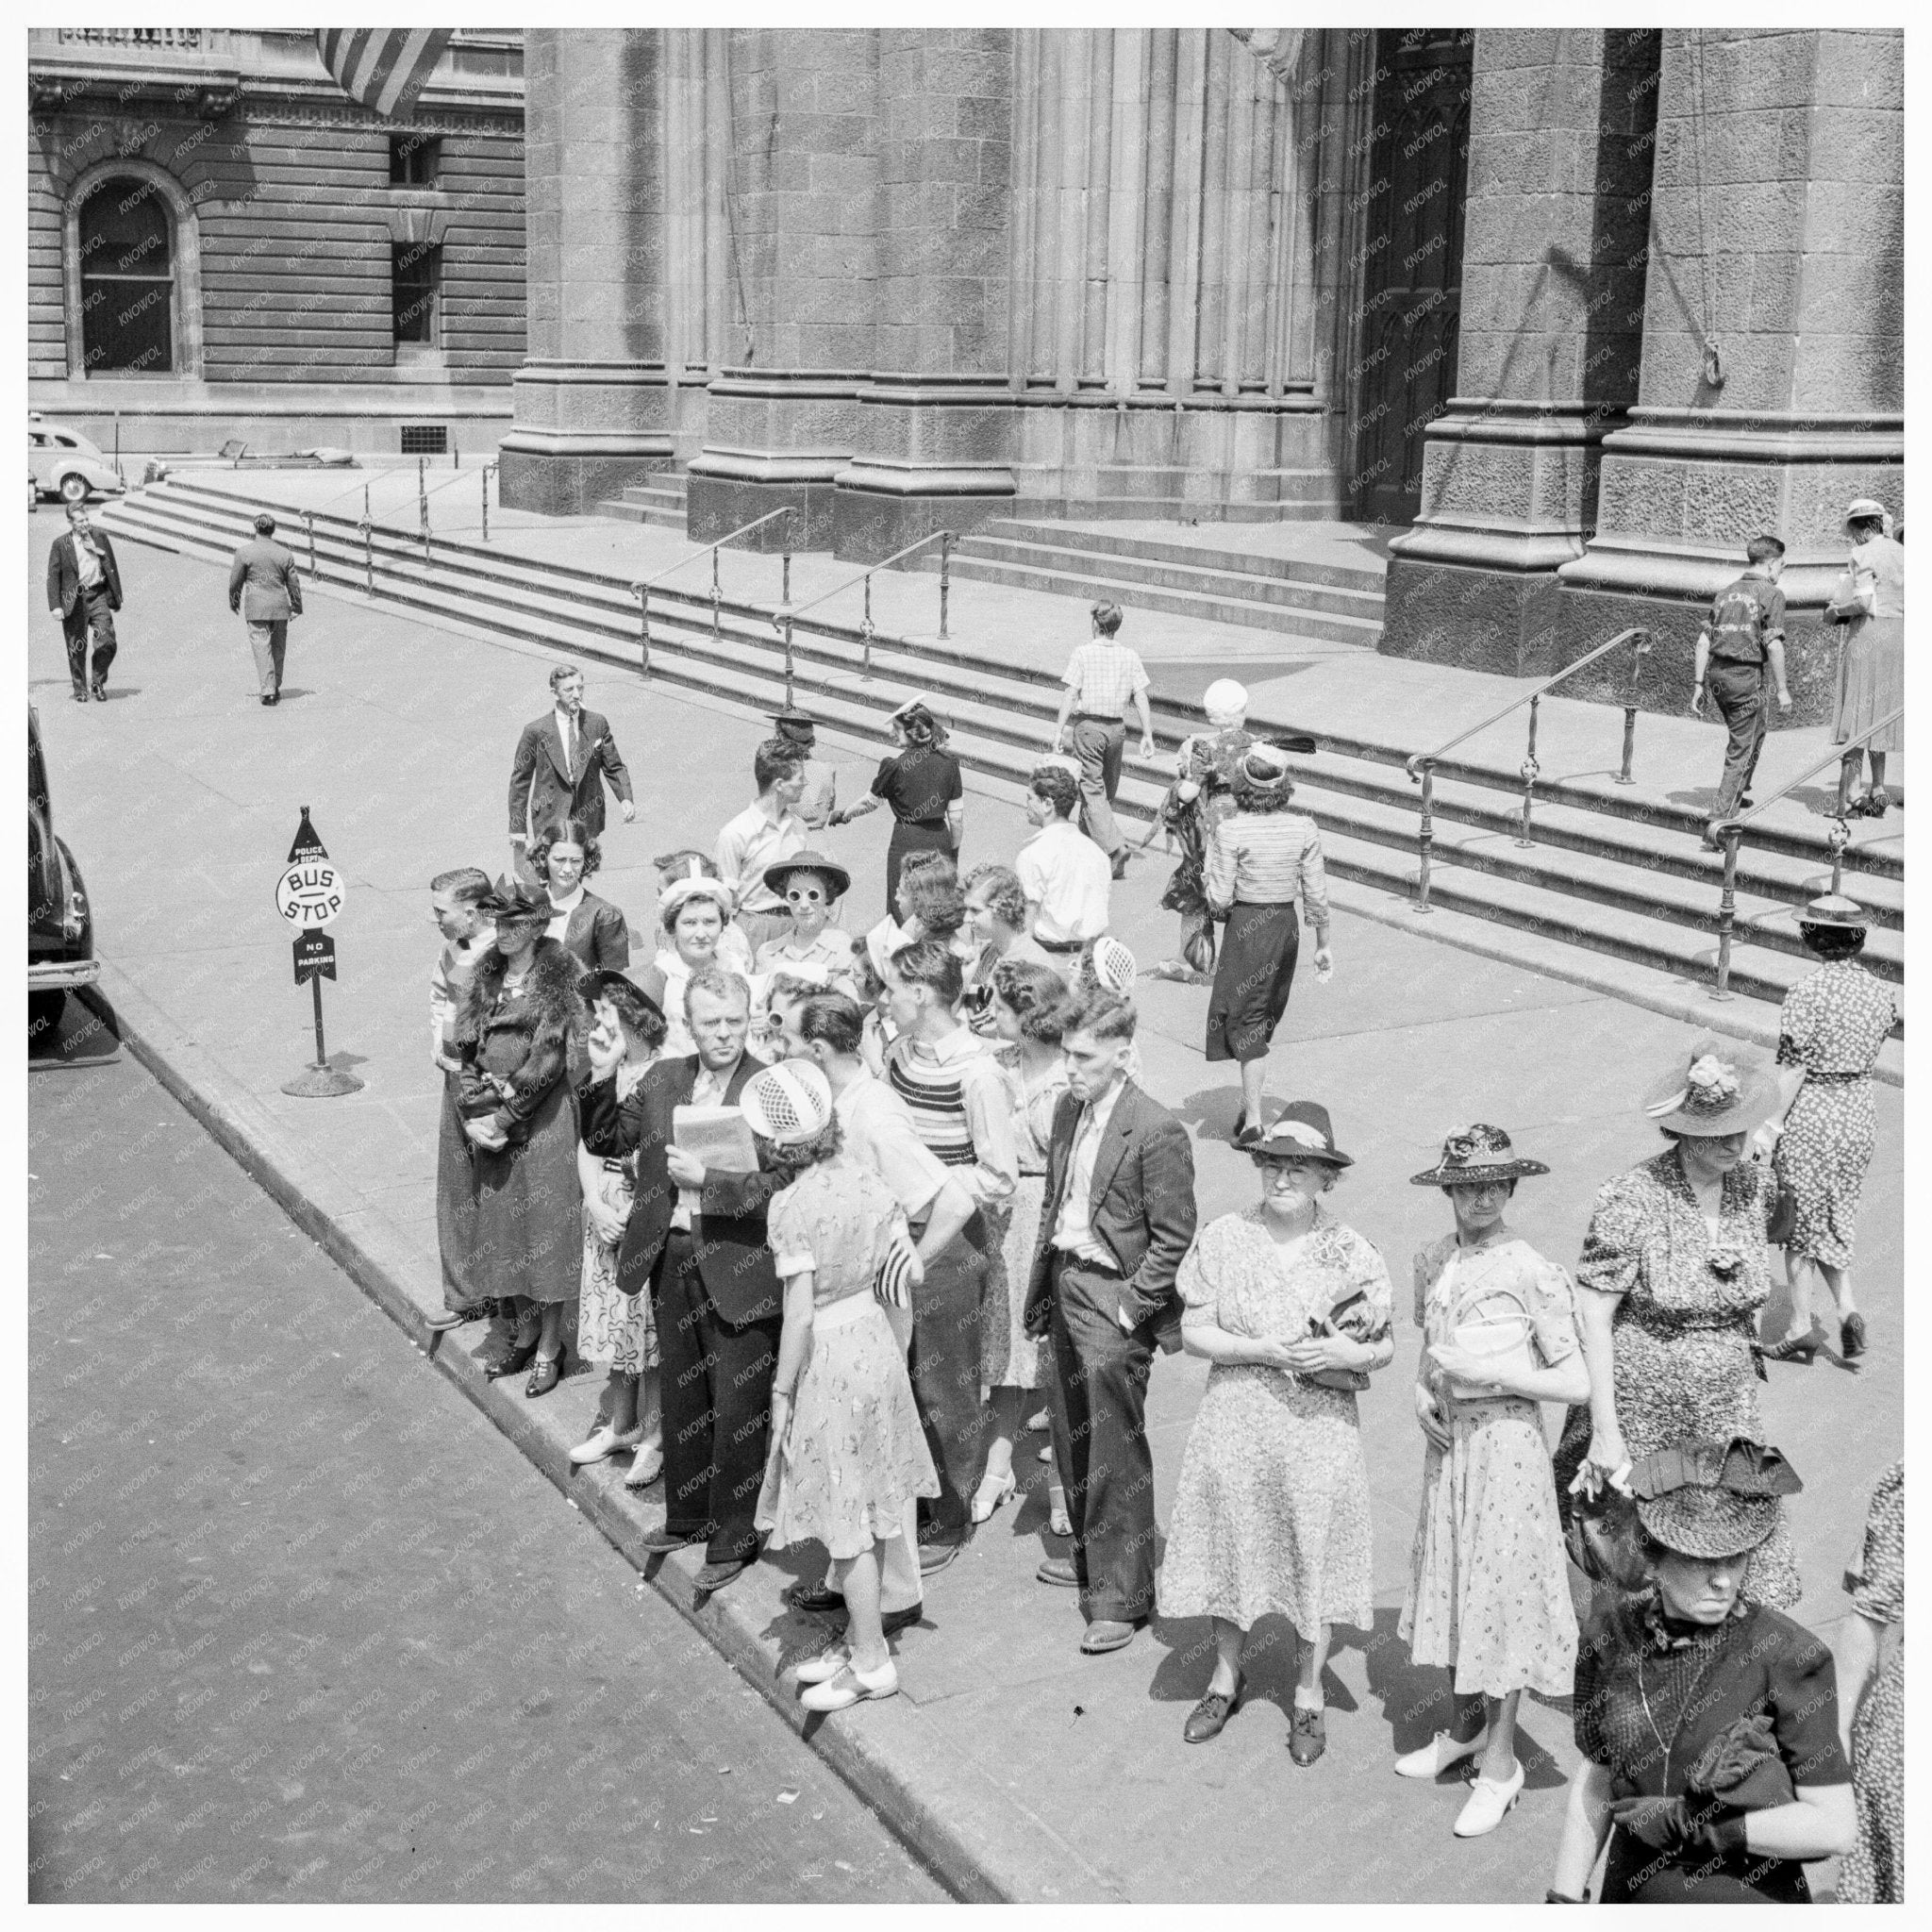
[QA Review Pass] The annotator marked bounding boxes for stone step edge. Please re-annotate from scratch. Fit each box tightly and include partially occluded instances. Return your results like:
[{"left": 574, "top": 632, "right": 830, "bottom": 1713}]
[
  {"left": 983, "top": 518, "right": 1389, "bottom": 593},
  {"left": 953, "top": 532, "right": 1390, "bottom": 607},
  {"left": 95, "top": 958, "right": 1121, "bottom": 1906}
]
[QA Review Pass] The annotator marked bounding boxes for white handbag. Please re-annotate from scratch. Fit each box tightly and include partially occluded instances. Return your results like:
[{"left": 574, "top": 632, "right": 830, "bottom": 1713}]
[{"left": 1447, "top": 1278, "right": 1537, "bottom": 1400}]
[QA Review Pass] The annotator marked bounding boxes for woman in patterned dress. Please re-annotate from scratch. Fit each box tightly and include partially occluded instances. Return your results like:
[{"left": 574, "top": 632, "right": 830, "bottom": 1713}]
[
  {"left": 745, "top": 1061, "right": 940, "bottom": 1715},
  {"left": 1556, "top": 1037, "right": 1800, "bottom": 1609},
  {"left": 1824, "top": 497, "right": 1904, "bottom": 815},
  {"left": 1396, "top": 1125, "right": 1589, "bottom": 1838},
  {"left": 1159, "top": 1103, "right": 1394, "bottom": 1766},
  {"left": 569, "top": 972, "right": 667, "bottom": 1484},
  {"left": 1764, "top": 894, "right": 1898, "bottom": 1361},
  {"left": 1836, "top": 1460, "right": 1904, "bottom": 1903}
]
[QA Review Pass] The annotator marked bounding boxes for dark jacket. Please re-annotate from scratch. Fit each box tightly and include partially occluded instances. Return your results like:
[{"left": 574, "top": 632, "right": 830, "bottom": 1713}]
[
  {"left": 1024, "top": 1080, "right": 1198, "bottom": 1353},
  {"left": 578, "top": 1064, "right": 649, "bottom": 1159},
  {"left": 46, "top": 528, "right": 123, "bottom": 619},
  {"left": 554, "top": 890, "right": 631, "bottom": 973},
  {"left": 508, "top": 707, "right": 633, "bottom": 843},
  {"left": 226, "top": 536, "right": 304, "bottom": 621},
  {"left": 452, "top": 939, "right": 584, "bottom": 1141},
  {"left": 615, "top": 1051, "right": 781, "bottom": 1326}
]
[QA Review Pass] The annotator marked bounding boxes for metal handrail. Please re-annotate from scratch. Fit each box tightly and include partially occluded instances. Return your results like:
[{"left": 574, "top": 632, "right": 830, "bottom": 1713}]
[
  {"left": 1404, "top": 627, "right": 1651, "bottom": 912},
  {"left": 1709, "top": 707, "right": 1902, "bottom": 1001},
  {"left": 783, "top": 527, "right": 953, "bottom": 625},
  {"left": 630, "top": 508, "right": 796, "bottom": 679},
  {"left": 773, "top": 526, "right": 955, "bottom": 706}
]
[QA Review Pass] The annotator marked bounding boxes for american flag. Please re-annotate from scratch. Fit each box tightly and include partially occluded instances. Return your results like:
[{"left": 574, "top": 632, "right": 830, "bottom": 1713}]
[
  {"left": 314, "top": 28, "right": 455, "bottom": 121},
  {"left": 874, "top": 1230, "right": 919, "bottom": 1310}
]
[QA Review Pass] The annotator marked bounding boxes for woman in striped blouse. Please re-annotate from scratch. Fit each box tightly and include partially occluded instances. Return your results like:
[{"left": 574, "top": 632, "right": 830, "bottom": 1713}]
[{"left": 1203, "top": 745, "right": 1332, "bottom": 1144}]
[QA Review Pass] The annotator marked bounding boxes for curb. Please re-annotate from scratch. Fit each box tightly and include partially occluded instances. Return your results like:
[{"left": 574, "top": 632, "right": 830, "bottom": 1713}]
[{"left": 94, "top": 958, "right": 1127, "bottom": 1906}]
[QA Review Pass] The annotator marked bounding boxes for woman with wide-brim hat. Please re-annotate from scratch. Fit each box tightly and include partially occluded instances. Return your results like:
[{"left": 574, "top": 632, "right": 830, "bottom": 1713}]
[
  {"left": 1765, "top": 892, "right": 1898, "bottom": 1361},
  {"left": 830, "top": 695, "right": 965, "bottom": 909},
  {"left": 1824, "top": 495, "right": 1904, "bottom": 816},
  {"left": 1553, "top": 1036, "right": 1800, "bottom": 1610},
  {"left": 1158, "top": 1102, "right": 1393, "bottom": 1765},
  {"left": 1549, "top": 1437, "right": 1855, "bottom": 1903},
  {"left": 753, "top": 849, "right": 860, "bottom": 996},
  {"left": 1394, "top": 1125, "right": 1590, "bottom": 1838}
]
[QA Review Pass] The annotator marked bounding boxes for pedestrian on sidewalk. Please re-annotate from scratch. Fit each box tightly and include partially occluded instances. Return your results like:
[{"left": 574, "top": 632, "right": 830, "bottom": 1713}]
[
  {"left": 746, "top": 1060, "right": 941, "bottom": 1713},
  {"left": 753, "top": 851, "right": 860, "bottom": 996},
  {"left": 832, "top": 698, "right": 964, "bottom": 910},
  {"left": 426, "top": 866, "right": 498, "bottom": 1337},
  {"left": 1765, "top": 895, "right": 1897, "bottom": 1362},
  {"left": 1836, "top": 1460, "right": 1904, "bottom": 1903},
  {"left": 652, "top": 851, "right": 755, "bottom": 977},
  {"left": 1050, "top": 602, "right": 1156, "bottom": 878},
  {"left": 1824, "top": 498, "right": 1905, "bottom": 817},
  {"left": 638, "top": 874, "right": 739, "bottom": 1059},
  {"left": 772, "top": 707, "right": 841, "bottom": 832},
  {"left": 716, "top": 739, "right": 811, "bottom": 955},
  {"left": 1396, "top": 1125, "right": 1587, "bottom": 1837},
  {"left": 1158, "top": 1103, "right": 1388, "bottom": 1752},
  {"left": 530, "top": 819, "right": 629, "bottom": 972},
  {"left": 508, "top": 664, "right": 635, "bottom": 884},
  {"left": 882, "top": 937, "right": 1018, "bottom": 1570},
  {"left": 1203, "top": 745, "right": 1333, "bottom": 1145},
  {"left": 1690, "top": 534, "right": 1791, "bottom": 841},
  {"left": 1152, "top": 679, "right": 1256, "bottom": 982},
  {"left": 46, "top": 502, "right": 123, "bottom": 703},
  {"left": 451, "top": 875, "right": 586, "bottom": 1391},
  {"left": 1025, "top": 991, "right": 1196, "bottom": 1657},
  {"left": 225, "top": 512, "right": 304, "bottom": 707},
  {"left": 774, "top": 990, "right": 977, "bottom": 1638},
  {"left": 617, "top": 968, "right": 781, "bottom": 1594},
  {"left": 1016, "top": 764, "right": 1112, "bottom": 960},
  {"left": 571, "top": 971, "right": 668, "bottom": 1486}
]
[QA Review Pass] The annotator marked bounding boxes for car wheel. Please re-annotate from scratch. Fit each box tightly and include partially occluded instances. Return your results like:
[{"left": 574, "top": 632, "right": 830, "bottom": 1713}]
[{"left": 58, "top": 473, "right": 89, "bottom": 505}]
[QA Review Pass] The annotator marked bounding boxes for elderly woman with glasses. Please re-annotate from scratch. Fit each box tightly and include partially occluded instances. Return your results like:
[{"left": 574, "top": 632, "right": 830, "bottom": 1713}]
[{"left": 1158, "top": 1104, "right": 1393, "bottom": 1765}]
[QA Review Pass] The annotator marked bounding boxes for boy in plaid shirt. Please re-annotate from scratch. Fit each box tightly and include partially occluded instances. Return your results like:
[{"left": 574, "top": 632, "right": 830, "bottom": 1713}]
[{"left": 1692, "top": 534, "right": 1792, "bottom": 840}]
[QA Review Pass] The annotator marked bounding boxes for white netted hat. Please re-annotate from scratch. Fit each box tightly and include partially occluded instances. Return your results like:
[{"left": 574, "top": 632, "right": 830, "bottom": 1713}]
[
  {"left": 741, "top": 1058, "right": 833, "bottom": 1145},
  {"left": 1090, "top": 935, "right": 1138, "bottom": 992},
  {"left": 1202, "top": 678, "right": 1249, "bottom": 721}
]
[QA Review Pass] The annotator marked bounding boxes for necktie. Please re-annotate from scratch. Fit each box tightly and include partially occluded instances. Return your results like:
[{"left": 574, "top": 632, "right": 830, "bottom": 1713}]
[{"left": 563, "top": 714, "right": 576, "bottom": 780}]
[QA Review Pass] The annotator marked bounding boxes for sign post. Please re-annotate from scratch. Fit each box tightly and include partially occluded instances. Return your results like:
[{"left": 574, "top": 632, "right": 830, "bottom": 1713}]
[{"left": 276, "top": 807, "right": 362, "bottom": 1097}]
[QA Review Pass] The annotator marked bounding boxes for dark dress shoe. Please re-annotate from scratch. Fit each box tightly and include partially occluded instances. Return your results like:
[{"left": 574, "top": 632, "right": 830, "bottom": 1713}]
[
  {"left": 484, "top": 1341, "right": 538, "bottom": 1380},
  {"left": 1184, "top": 1678, "right": 1243, "bottom": 1743},
  {"left": 1037, "top": 1556, "right": 1079, "bottom": 1588},
  {"left": 1841, "top": 1312, "right": 1868, "bottom": 1358},
  {"left": 786, "top": 1580, "right": 846, "bottom": 1615},
  {"left": 525, "top": 1353, "right": 562, "bottom": 1397},
  {"left": 641, "top": 1525, "right": 707, "bottom": 1555},
  {"left": 1758, "top": 1330, "right": 1819, "bottom": 1365},
  {"left": 1079, "top": 1619, "right": 1140, "bottom": 1656},
  {"left": 693, "top": 1558, "right": 748, "bottom": 1593},
  {"left": 73, "top": 687, "right": 89, "bottom": 703},
  {"left": 1289, "top": 1705, "right": 1327, "bottom": 1766}
]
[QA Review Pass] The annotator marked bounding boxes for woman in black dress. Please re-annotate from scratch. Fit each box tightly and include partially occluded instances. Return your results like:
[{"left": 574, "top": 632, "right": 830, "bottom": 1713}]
[
  {"left": 832, "top": 697, "right": 963, "bottom": 910},
  {"left": 530, "top": 817, "right": 629, "bottom": 973},
  {"left": 1548, "top": 1437, "right": 1855, "bottom": 1904}
]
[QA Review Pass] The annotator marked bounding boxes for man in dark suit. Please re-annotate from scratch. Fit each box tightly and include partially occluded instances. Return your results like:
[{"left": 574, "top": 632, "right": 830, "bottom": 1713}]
[
  {"left": 617, "top": 967, "right": 776, "bottom": 1593},
  {"left": 508, "top": 663, "right": 635, "bottom": 884},
  {"left": 226, "top": 511, "right": 304, "bottom": 705},
  {"left": 46, "top": 503, "right": 124, "bottom": 702},
  {"left": 1024, "top": 990, "right": 1197, "bottom": 1654}
]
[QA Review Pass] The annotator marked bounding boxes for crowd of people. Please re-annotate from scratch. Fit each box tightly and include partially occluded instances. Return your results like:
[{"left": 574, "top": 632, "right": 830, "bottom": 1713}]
[{"left": 423, "top": 616, "right": 1899, "bottom": 1902}]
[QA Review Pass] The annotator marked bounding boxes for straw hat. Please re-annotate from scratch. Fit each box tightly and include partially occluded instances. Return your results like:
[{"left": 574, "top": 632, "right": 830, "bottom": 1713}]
[
  {"left": 1640, "top": 1036, "right": 1783, "bottom": 1138},
  {"left": 762, "top": 849, "right": 852, "bottom": 901},
  {"left": 1843, "top": 496, "right": 1889, "bottom": 526},
  {"left": 1251, "top": 1101, "right": 1352, "bottom": 1166},
  {"left": 741, "top": 1059, "right": 833, "bottom": 1146},
  {"left": 659, "top": 874, "right": 736, "bottom": 920},
  {"left": 1238, "top": 743, "right": 1293, "bottom": 791},
  {"left": 1797, "top": 892, "right": 1866, "bottom": 931},
  {"left": 1409, "top": 1123, "right": 1550, "bottom": 1188},
  {"left": 1629, "top": 1438, "right": 1802, "bottom": 1560},
  {"left": 1089, "top": 935, "right": 1137, "bottom": 993}
]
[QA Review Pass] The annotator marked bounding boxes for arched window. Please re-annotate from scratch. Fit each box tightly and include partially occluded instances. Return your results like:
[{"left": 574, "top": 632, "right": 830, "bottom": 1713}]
[{"left": 77, "top": 176, "right": 175, "bottom": 375}]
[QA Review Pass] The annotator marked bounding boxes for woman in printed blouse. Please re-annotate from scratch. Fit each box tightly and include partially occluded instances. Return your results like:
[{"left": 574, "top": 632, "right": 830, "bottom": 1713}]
[
  {"left": 1555, "top": 1037, "right": 1799, "bottom": 1609},
  {"left": 1835, "top": 1460, "right": 1904, "bottom": 1903},
  {"left": 1549, "top": 1438, "right": 1854, "bottom": 1904}
]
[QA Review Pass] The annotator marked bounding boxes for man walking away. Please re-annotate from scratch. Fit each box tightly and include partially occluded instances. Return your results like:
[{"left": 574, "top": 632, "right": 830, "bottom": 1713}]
[
  {"left": 1692, "top": 534, "right": 1791, "bottom": 843},
  {"left": 1016, "top": 763, "right": 1112, "bottom": 958},
  {"left": 1025, "top": 991, "right": 1196, "bottom": 1655},
  {"left": 1051, "top": 601, "right": 1156, "bottom": 878},
  {"left": 46, "top": 503, "right": 124, "bottom": 703},
  {"left": 226, "top": 513, "right": 304, "bottom": 707}
]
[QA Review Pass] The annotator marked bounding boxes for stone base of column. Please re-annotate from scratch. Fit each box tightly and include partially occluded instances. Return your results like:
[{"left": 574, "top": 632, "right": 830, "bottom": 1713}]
[
  {"left": 1379, "top": 558, "right": 1572, "bottom": 679},
  {"left": 687, "top": 368, "right": 869, "bottom": 551},
  {"left": 686, "top": 476, "right": 841, "bottom": 552},
  {"left": 496, "top": 360, "right": 681, "bottom": 515}
]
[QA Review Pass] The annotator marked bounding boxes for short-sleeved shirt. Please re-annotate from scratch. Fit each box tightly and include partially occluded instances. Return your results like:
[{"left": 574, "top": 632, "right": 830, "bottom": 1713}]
[
  {"left": 766, "top": 1154, "right": 910, "bottom": 1309},
  {"left": 1016, "top": 818, "right": 1112, "bottom": 943},
  {"left": 1706, "top": 575, "right": 1786, "bottom": 666},
  {"left": 1062, "top": 640, "right": 1151, "bottom": 718},
  {"left": 833, "top": 1070, "right": 950, "bottom": 1224},
  {"left": 871, "top": 748, "right": 962, "bottom": 826}
]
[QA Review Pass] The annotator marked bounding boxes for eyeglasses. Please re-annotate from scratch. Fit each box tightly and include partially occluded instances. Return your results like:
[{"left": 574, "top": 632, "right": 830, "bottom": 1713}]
[{"left": 785, "top": 887, "right": 825, "bottom": 903}]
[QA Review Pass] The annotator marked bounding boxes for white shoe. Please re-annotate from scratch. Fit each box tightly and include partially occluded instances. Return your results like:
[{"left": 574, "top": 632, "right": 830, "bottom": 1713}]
[
  {"left": 799, "top": 1657, "right": 898, "bottom": 1712},
  {"left": 570, "top": 1423, "right": 644, "bottom": 1466},
  {"left": 1394, "top": 1729, "right": 1485, "bottom": 1779},
  {"left": 1025, "top": 1408, "right": 1050, "bottom": 1434},
  {"left": 1454, "top": 1761, "right": 1524, "bottom": 1837},
  {"left": 793, "top": 1645, "right": 852, "bottom": 1686},
  {"left": 624, "top": 1441, "right": 665, "bottom": 1489}
]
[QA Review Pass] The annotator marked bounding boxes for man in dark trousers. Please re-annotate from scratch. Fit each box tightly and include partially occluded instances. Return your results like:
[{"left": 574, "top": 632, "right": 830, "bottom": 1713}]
[
  {"left": 226, "top": 512, "right": 305, "bottom": 706},
  {"left": 508, "top": 662, "right": 635, "bottom": 883},
  {"left": 1025, "top": 989, "right": 1196, "bottom": 1655},
  {"left": 616, "top": 967, "right": 777, "bottom": 1593},
  {"left": 46, "top": 503, "right": 123, "bottom": 702},
  {"left": 1691, "top": 532, "right": 1792, "bottom": 842}
]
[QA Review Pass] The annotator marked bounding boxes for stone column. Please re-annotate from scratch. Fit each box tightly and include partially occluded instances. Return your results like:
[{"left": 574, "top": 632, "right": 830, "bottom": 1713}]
[
  {"left": 1377, "top": 29, "right": 1660, "bottom": 675},
  {"left": 499, "top": 28, "right": 676, "bottom": 514},
  {"left": 1556, "top": 28, "right": 1903, "bottom": 719},
  {"left": 830, "top": 28, "right": 1018, "bottom": 559}
]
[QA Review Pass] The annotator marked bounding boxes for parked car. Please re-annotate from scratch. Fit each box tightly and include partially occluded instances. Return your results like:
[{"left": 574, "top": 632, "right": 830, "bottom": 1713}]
[
  {"left": 28, "top": 703, "right": 99, "bottom": 1040},
  {"left": 28, "top": 414, "right": 125, "bottom": 505}
]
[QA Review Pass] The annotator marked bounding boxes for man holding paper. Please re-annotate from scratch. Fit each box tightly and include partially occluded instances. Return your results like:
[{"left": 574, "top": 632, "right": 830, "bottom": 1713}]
[{"left": 617, "top": 967, "right": 779, "bottom": 1593}]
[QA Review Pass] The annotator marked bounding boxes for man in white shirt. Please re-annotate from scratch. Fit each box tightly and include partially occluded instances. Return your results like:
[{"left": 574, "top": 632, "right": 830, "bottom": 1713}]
[
  {"left": 1016, "top": 763, "right": 1112, "bottom": 958},
  {"left": 1050, "top": 601, "right": 1156, "bottom": 876},
  {"left": 716, "top": 739, "right": 810, "bottom": 955},
  {"left": 772, "top": 708, "right": 841, "bottom": 832}
]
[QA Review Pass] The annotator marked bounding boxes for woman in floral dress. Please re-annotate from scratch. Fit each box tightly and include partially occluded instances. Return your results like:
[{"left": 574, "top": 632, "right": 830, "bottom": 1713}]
[
  {"left": 1397, "top": 1125, "right": 1589, "bottom": 1839},
  {"left": 1836, "top": 1460, "right": 1904, "bottom": 1903},
  {"left": 1765, "top": 894, "right": 1898, "bottom": 1361},
  {"left": 1159, "top": 1103, "right": 1394, "bottom": 1766},
  {"left": 1557, "top": 1037, "right": 1799, "bottom": 1608}
]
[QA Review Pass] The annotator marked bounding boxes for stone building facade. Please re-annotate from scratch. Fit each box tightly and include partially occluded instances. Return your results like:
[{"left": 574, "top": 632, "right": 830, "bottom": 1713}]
[
  {"left": 501, "top": 27, "right": 1900, "bottom": 712},
  {"left": 27, "top": 27, "right": 526, "bottom": 455}
]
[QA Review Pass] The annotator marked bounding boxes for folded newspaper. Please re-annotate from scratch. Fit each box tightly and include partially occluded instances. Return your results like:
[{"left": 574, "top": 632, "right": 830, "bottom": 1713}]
[{"left": 672, "top": 1104, "right": 758, "bottom": 1175}]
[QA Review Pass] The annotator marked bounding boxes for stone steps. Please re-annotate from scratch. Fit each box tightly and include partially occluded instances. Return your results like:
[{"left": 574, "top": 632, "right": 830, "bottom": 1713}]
[
  {"left": 595, "top": 474, "right": 688, "bottom": 530},
  {"left": 97, "top": 478, "right": 1904, "bottom": 1024}
]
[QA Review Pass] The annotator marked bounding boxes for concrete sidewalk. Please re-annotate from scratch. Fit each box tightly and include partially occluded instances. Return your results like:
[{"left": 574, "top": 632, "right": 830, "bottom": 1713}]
[{"left": 31, "top": 525, "right": 1902, "bottom": 1901}]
